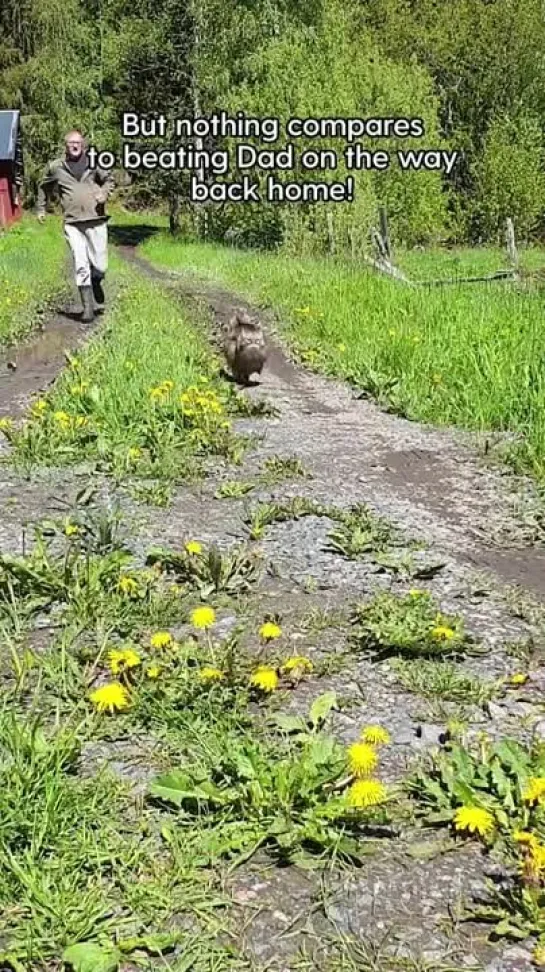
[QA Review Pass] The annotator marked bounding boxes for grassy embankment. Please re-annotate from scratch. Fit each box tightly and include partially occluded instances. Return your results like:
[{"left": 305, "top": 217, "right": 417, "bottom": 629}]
[
  {"left": 0, "top": 216, "right": 70, "bottom": 347},
  {"left": 141, "top": 234, "right": 545, "bottom": 480}
]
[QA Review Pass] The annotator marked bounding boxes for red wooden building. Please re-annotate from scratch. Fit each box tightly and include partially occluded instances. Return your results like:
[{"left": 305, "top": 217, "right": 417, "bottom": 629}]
[{"left": 0, "top": 110, "right": 23, "bottom": 228}]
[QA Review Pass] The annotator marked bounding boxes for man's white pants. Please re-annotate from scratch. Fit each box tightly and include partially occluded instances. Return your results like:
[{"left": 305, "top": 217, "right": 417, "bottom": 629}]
[{"left": 64, "top": 220, "right": 108, "bottom": 288}]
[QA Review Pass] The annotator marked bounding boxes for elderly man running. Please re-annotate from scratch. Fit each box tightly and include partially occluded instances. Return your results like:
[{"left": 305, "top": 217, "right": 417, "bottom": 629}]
[{"left": 37, "top": 130, "right": 115, "bottom": 322}]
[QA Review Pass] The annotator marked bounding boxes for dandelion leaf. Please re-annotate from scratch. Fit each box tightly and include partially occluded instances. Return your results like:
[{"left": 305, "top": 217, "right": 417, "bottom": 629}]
[
  {"left": 268, "top": 712, "right": 308, "bottom": 734},
  {"left": 63, "top": 942, "right": 121, "bottom": 972},
  {"left": 309, "top": 691, "right": 337, "bottom": 729}
]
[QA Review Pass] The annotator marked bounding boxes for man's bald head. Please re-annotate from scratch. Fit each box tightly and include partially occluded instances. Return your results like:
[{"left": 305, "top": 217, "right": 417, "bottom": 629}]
[{"left": 65, "top": 131, "right": 85, "bottom": 160}]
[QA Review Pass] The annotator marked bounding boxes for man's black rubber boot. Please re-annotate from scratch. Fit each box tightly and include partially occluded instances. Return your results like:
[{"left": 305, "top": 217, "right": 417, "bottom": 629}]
[
  {"left": 79, "top": 286, "right": 95, "bottom": 323},
  {"left": 91, "top": 275, "right": 105, "bottom": 313},
  {"left": 67, "top": 292, "right": 84, "bottom": 316}
]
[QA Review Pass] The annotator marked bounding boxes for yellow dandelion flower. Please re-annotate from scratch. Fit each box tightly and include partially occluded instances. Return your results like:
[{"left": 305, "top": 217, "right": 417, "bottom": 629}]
[
  {"left": 337, "top": 343, "right": 346, "bottom": 353},
  {"left": 32, "top": 399, "right": 48, "bottom": 415},
  {"left": 128, "top": 446, "right": 142, "bottom": 461},
  {"left": 0, "top": 417, "right": 13, "bottom": 432},
  {"left": 453, "top": 806, "right": 495, "bottom": 837},
  {"left": 53, "top": 410, "right": 70, "bottom": 424},
  {"left": 118, "top": 575, "right": 140, "bottom": 596},
  {"left": 348, "top": 779, "right": 388, "bottom": 808},
  {"left": 150, "top": 631, "right": 174, "bottom": 650},
  {"left": 74, "top": 415, "right": 88, "bottom": 428},
  {"left": 69, "top": 382, "right": 88, "bottom": 396},
  {"left": 108, "top": 648, "right": 141, "bottom": 675},
  {"left": 361, "top": 725, "right": 391, "bottom": 746},
  {"left": 431, "top": 625, "right": 456, "bottom": 641},
  {"left": 191, "top": 606, "right": 216, "bottom": 629},
  {"left": 146, "top": 664, "right": 161, "bottom": 679},
  {"left": 523, "top": 777, "right": 545, "bottom": 804},
  {"left": 509, "top": 672, "right": 528, "bottom": 686},
  {"left": 259, "top": 621, "right": 282, "bottom": 641},
  {"left": 64, "top": 522, "right": 79, "bottom": 537},
  {"left": 347, "top": 742, "right": 378, "bottom": 778},
  {"left": 185, "top": 540, "right": 203, "bottom": 555},
  {"left": 90, "top": 681, "right": 130, "bottom": 713},
  {"left": 533, "top": 946, "right": 545, "bottom": 968},
  {"left": 281, "top": 656, "right": 314, "bottom": 674},
  {"left": 250, "top": 666, "right": 279, "bottom": 693},
  {"left": 161, "top": 380, "right": 174, "bottom": 391},
  {"left": 409, "top": 589, "right": 424, "bottom": 598},
  {"left": 295, "top": 306, "right": 311, "bottom": 315},
  {"left": 514, "top": 831, "right": 538, "bottom": 846},
  {"left": 529, "top": 843, "right": 545, "bottom": 872},
  {"left": 199, "top": 666, "right": 225, "bottom": 682}
]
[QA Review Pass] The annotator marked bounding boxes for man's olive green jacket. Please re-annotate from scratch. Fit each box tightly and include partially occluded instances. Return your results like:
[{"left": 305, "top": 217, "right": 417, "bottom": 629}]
[{"left": 36, "top": 157, "right": 115, "bottom": 224}]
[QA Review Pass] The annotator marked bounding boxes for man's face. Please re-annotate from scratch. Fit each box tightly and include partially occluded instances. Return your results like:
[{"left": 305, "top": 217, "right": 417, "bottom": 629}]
[{"left": 65, "top": 134, "right": 84, "bottom": 160}]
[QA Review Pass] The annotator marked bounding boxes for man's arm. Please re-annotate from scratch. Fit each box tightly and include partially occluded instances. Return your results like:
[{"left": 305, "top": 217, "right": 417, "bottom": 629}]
[{"left": 36, "top": 162, "right": 56, "bottom": 218}]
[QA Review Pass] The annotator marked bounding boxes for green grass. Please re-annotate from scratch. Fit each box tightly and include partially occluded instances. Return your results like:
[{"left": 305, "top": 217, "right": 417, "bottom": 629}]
[
  {"left": 391, "top": 657, "right": 497, "bottom": 706},
  {"left": 0, "top": 501, "right": 394, "bottom": 968},
  {"left": 140, "top": 234, "right": 545, "bottom": 479},
  {"left": 3, "top": 253, "right": 250, "bottom": 479},
  {"left": 0, "top": 215, "right": 70, "bottom": 347}
]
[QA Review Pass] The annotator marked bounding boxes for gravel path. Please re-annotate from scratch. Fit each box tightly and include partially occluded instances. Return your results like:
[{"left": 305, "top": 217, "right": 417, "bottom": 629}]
[{"left": 2, "top": 248, "right": 545, "bottom": 970}]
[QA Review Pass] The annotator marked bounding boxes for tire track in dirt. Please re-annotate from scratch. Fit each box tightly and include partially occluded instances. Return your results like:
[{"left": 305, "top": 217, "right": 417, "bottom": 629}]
[{"left": 0, "top": 308, "right": 99, "bottom": 419}]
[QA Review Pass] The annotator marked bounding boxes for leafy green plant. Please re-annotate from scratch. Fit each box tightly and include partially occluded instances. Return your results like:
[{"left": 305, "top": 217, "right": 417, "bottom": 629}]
[
  {"left": 214, "top": 480, "right": 256, "bottom": 499},
  {"left": 146, "top": 542, "right": 262, "bottom": 596},
  {"left": 244, "top": 496, "right": 326, "bottom": 540},
  {"left": 259, "top": 455, "right": 312, "bottom": 484},
  {"left": 327, "top": 503, "right": 400, "bottom": 559},
  {"left": 391, "top": 658, "right": 498, "bottom": 706},
  {"left": 148, "top": 697, "right": 387, "bottom": 868},
  {"left": 128, "top": 481, "right": 173, "bottom": 507},
  {"left": 407, "top": 736, "right": 545, "bottom": 944},
  {"left": 351, "top": 591, "right": 474, "bottom": 659}
]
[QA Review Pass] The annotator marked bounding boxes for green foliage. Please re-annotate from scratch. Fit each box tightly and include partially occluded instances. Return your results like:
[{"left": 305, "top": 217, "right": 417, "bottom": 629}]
[
  {"left": 0, "top": 217, "right": 69, "bottom": 346},
  {"left": 408, "top": 736, "right": 545, "bottom": 944},
  {"left": 391, "top": 657, "right": 498, "bottom": 706},
  {"left": 351, "top": 591, "right": 472, "bottom": 659},
  {"left": 327, "top": 503, "right": 401, "bottom": 560},
  {"left": 145, "top": 541, "right": 262, "bottom": 596},
  {"left": 473, "top": 112, "right": 545, "bottom": 240},
  {"left": 149, "top": 698, "right": 383, "bottom": 867},
  {"left": 4, "top": 0, "right": 545, "bottom": 243}
]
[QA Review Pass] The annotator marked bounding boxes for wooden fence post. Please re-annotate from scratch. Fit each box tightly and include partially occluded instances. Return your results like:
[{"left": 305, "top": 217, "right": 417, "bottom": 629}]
[
  {"left": 379, "top": 206, "right": 391, "bottom": 262},
  {"left": 505, "top": 217, "right": 519, "bottom": 272}
]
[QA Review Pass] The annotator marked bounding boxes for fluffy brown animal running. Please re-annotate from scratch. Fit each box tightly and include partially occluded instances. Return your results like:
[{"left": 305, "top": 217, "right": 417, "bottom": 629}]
[{"left": 223, "top": 310, "right": 267, "bottom": 385}]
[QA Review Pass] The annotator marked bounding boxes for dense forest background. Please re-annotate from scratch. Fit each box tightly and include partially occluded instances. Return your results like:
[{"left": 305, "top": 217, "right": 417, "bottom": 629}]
[{"left": 1, "top": 0, "right": 544, "bottom": 252}]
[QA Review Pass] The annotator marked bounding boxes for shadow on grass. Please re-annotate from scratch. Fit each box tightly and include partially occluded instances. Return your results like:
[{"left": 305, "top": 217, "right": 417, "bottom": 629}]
[{"left": 108, "top": 222, "right": 162, "bottom": 247}]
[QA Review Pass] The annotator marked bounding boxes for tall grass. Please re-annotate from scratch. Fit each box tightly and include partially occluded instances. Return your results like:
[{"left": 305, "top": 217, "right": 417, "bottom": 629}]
[
  {"left": 6, "top": 254, "right": 245, "bottom": 478},
  {"left": 141, "top": 234, "right": 545, "bottom": 479},
  {"left": 0, "top": 215, "right": 70, "bottom": 346}
]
